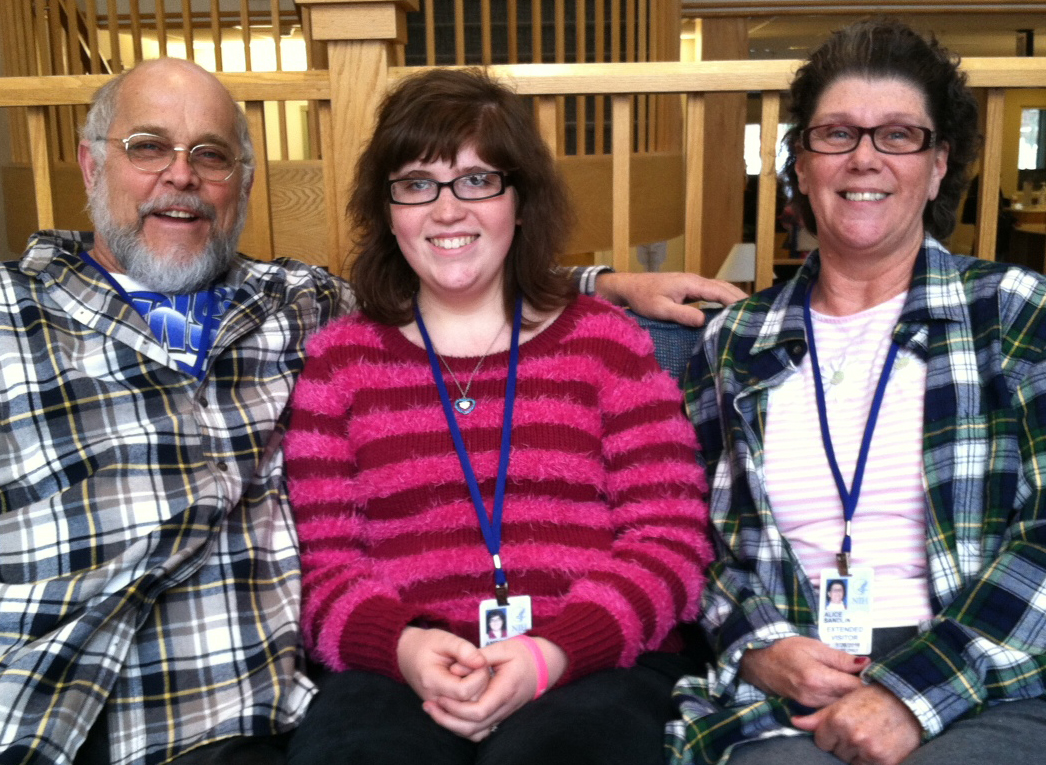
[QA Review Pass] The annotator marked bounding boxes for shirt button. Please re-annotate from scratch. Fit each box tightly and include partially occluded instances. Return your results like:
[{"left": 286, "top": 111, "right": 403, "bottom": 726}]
[
  {"left": 199, "top": 398, "right": 209, "bottom": 408},
  {"left": 790, "top": 343, "right": 804, "bottom": 357},
  {"left": 216, "top": 461, "right": 228, "bottom": 472}
]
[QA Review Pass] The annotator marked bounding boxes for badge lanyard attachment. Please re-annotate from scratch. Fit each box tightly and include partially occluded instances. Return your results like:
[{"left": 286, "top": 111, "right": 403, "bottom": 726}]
[
  {"left": 414, "top": 295, "right": 523, "bottom": 606},
  {"left": 804, "top": 286, "right": 900, "bottom": 576}
]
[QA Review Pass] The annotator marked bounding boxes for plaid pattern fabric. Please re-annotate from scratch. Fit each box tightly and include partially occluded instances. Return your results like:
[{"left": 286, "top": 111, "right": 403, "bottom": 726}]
[
  {"left": 0, "top": 231, "right": 351, "bottom": 765},
  {"left": 667, "top": 237, "right": 1046, "bottom": 765}
]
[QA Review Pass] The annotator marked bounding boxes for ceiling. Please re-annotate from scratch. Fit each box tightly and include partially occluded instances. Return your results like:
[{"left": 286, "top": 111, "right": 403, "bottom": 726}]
[{"left": 686, "top": 13, "right": 1046, "bottom": 59}]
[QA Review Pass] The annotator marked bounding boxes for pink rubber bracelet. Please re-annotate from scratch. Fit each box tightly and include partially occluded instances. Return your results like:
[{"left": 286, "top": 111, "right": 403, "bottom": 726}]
[{"left": 514, "top": 635, "right": 549, "bottom": 699}]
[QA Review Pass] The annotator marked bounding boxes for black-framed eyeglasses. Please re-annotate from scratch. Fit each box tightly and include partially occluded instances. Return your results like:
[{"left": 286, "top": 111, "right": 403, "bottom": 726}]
[
  {"left": 388, "top": 171, "right": 511, "bottom": 205},
  {"left": 99, "top": 132, "right": 245, "bottom": 182},
  {"left": 801, "top": 124, "right": 936, "bottom": 155}
]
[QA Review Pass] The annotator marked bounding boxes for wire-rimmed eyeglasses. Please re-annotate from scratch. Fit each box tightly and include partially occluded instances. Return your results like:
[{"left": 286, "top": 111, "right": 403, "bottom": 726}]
[
  {"left": 99, "top": 133, "right": 245, "bottom": 182},
  {"left": 388, "top": 171, "right": 511, "bottom": 205},
  {"left": 801, "top": 124, "right": 936, "bottom": 155}
]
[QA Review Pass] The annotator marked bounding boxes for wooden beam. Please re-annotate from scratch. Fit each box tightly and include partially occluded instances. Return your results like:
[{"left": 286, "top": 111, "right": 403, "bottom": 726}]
[
  {"left": 27, "top": 106, "right": 55, "bottom": 230},
  {"left": 481, "top": 0, "right": 491, "bottom": 65},
  {"left": 388, "top": 58, "right": 1046, "bottom": 93},
  {"left": 684, "top": 92, "right": 705, "bottom": 275},
  {"left": 243, "top": 101, "right": 275, "bottom": 261},
  {"left": 755, "top": 92, "right": 780, "bottom": 291},
  {"left": 536, "top": 96, "right": 558, "bottom": 155},
  {"left": 611, "top": 94, "right": 631, "bottom": 271},
  {"left": 128, "top": 0, "right": 143, "bottom": 63},
  {"left": 454, "top": 0, "right": 465, "bottom": 64},
  {"left": 180, "top": 0, "right": 194, "bottom": 61},
  {"left": 324, "top": 39, "right": 390, "bottom": 273},
  {"left": 240, "top": 0, "right": 253, "bottom": 70},
  {"left": 424, "top": 0, "right": 435, "bottom": 65},
  {"left": 976, "top": 88, "right": 1005, "bottom": 261},
  {"left": 309, "top": 5, "right": 409, "bottom": 43},
  {"left": 210, "top": 0, "right": 223, "bottom": 70},
  {"left": 156, "top": 0, "right": 168, "bottom": 58},
  {"left": 0, "top": 71, "right": 332, "bottom": 107}
]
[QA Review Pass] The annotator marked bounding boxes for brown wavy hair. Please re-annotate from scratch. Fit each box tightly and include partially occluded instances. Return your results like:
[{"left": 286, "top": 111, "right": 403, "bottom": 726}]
[
  {"left": 782, "top": 17, "right": 979, "bottom": 241},
  {"left": 348, "top": 68, "right": 576, "bottom": 326}
]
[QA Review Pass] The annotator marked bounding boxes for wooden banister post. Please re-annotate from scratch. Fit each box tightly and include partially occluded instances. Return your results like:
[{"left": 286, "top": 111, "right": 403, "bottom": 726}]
[
  {"left": 295, "top": 0, "right": 418, "bottom": 275},
  {"left": 691, "top": 17, "right": 747, "bottom": 279},
  {"left": 27, "top": 106, "right": 56, "bottom": 231}
]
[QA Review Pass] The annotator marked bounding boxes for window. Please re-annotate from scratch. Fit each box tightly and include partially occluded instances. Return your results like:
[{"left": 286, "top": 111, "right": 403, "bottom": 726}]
[
  {"left": 1019, "top": 108, "right": 1046, "bottom": 171},
  {"left": 743, "top": 123, "right": 790, "bottom": 175}
]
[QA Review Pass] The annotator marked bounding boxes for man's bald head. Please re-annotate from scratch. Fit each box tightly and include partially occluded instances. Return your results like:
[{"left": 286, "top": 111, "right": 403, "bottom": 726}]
[
  {"left": 77, "top": 58, "right": 255, "bottom": 293},
  {"left": 81, "top": 58, "right": 255, "bottom": 193}
]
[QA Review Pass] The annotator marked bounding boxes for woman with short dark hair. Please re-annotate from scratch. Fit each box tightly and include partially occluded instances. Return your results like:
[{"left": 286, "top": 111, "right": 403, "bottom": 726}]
[{"left": 670, "top": 18, "right": 1046, "bottom": 765}]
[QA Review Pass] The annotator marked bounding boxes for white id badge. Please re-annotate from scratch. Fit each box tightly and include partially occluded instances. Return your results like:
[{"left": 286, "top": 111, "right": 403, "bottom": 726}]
[
  {"left": 818, "top": 567, "right": 874, "bottom": 655},
  {"left": 478, "top": 596, "right": 532, "bottom": 647}
]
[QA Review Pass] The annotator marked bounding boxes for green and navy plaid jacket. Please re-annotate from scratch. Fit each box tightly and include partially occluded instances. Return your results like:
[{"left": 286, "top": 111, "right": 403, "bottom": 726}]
[
  {"left": 667, "top": 237, "right": 1046, "bottom": 765},
  {"left": 0, "top": 231, "right": 351, "bottom": 765}
]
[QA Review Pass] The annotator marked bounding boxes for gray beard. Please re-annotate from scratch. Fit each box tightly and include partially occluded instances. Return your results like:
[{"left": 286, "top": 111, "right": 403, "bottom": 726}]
[{"left": 88, "top": 182, "right": 245, "bottom": 293}]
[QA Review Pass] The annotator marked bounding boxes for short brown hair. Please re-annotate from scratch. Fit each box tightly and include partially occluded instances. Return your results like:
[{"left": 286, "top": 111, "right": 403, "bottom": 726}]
[
  {"left": 782, "top": 17, "right": 979, "bottom": 241},
  {"left": 348, "top": 68, "right": 575, "bottom": 326}
]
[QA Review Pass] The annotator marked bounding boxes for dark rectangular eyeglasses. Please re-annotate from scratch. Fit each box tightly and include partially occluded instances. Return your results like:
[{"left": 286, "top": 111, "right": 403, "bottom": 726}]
[
  {"left": 388, "top": 171, "right": 511, "bottom": 205},
  {"left": 801, "top": 124, "right": 936, "bottom": 155}
]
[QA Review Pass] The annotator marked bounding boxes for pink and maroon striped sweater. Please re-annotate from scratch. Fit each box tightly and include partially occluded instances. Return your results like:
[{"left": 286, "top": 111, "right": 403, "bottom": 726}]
[{"left": 285, "top": 295, "right": 711, "bottom": 684}]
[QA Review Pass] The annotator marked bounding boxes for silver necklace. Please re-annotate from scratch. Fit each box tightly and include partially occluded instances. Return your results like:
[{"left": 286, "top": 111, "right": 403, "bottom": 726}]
[{"left": 436, "top": 323, "right": 506, "bottom": 415}]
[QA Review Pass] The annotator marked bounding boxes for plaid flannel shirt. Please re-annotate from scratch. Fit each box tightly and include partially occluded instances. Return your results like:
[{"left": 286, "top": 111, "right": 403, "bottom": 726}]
[
  {"left": 0, "top": 231, "right": 352, "bottom": 765},
  {"left": 667, "top": 237, "right": 1046, "bottom": 765}
]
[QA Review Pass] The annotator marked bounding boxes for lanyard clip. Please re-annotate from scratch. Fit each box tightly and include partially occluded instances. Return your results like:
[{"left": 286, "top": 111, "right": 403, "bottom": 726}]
[
  {"left": 493, "top": 553, "right": 509, "bottom": 606},
  {"left": 836, "top": 552, "right": 850, "bottom": 577},
  {"left": 494, "top": 582, "right": 509, "bottom": 606}
]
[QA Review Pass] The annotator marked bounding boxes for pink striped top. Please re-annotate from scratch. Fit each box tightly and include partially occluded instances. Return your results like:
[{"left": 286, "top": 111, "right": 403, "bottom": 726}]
[
  {"left": 285, "top": 296, "right": 711, "bottom": 682},
  {"left": 764, "top": 292, "right": 933, "bottom": 628}
]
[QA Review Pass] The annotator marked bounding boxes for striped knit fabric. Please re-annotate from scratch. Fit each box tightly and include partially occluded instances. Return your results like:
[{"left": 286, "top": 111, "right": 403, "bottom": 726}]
[{"left": 285, "top": 295, "right": 711, "bottom": 684}]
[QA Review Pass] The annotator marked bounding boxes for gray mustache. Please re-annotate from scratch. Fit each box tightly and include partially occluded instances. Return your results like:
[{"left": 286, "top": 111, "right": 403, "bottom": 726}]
[{"left": 138, "top": 194, "right": 217, "bottom": 221}]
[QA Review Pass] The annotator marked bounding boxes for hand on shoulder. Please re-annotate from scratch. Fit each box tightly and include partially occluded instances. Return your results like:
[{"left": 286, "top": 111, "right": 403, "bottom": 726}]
[{"left": 594, "top": 271, "right": 746, "bottom": 327}]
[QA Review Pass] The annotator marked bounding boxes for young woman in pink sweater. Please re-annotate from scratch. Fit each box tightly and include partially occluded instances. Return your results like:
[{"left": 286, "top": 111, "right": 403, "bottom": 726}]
[{"left": 284, "top": 68, "right": 711, "bottom": 765}]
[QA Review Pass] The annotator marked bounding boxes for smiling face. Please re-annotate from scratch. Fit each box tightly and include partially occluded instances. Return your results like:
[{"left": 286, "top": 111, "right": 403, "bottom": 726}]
[
  {"left": 794, "top": 76, "right": 949, "bottom": 265},
  {"left": 828, "top": 582, "right": 846, "bottom": 604},
  {"left": 78, "top": 59, "right": 249, "bottom": 292},
  {"left": 388, "top": 143, "right": 518, "bottom": 308}
]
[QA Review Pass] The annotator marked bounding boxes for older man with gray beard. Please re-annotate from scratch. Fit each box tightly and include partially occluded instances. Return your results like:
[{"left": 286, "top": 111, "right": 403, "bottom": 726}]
[
  {"left": 0, "top": 58, "right": 348, "bottom": 765},
  {"left": 0, "top": 56, "right": 742, "bottom": 765}
]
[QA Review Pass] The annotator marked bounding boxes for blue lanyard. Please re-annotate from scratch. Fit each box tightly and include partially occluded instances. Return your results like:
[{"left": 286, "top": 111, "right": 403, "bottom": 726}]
[
  {"left": 413, "top": 296, "right": 523, "bottom": 605},
  {"left": 803, "top": 286, "right": 900, "bottom": 575},
  {"left": 79, "top": 251, "right": 218, "bottom": 379}
]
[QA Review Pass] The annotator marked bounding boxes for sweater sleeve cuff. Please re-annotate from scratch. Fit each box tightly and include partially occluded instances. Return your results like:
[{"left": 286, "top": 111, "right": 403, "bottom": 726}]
[
  {"left": 862, "top": 626, "right": 982, "bottom": 739},
  {"left": 334, "top": 597, "right": 424, "bottom": 681},
  {"left": 528, "top": 602, "right": 626, "bottom": 684},
  {"left": 711, "top": 620, "right": 803, "bottom": 699}
]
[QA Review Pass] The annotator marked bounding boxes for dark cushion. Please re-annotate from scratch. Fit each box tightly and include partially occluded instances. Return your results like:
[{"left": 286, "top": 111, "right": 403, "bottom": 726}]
[{"left": 627, "top": 310, "right": 714, "bottom": 383}]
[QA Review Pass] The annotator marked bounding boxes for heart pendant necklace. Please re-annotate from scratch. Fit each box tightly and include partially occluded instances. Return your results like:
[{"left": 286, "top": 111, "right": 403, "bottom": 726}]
[{"left": 437, "top": 322, "right": 506, "bottom": 415}]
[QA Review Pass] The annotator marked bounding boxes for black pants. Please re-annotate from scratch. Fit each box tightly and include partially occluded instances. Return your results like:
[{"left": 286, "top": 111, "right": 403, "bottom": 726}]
[
  {"left": 72, "top": 710, "right": 289, "bottom": 765},
  {"left": 286, "top": 652, "right": 700, "bottom": 765}
]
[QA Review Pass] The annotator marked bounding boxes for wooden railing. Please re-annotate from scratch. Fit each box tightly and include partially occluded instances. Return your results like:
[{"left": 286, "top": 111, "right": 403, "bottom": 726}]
[
  {"left": 0, "top": 0, "right": 323, "bottom": 165},
  {"left": 0, "top": 70, "right": 330, "bottom": 264},
  {"left": 1, "top": 0, "right": 1045, "bottom": 289},
  {"left": 6, "top": 55, "right": 1045, "bottom": 288},
  {"left": 411, "top": 58, "right": 1046, "bottom": 286}
]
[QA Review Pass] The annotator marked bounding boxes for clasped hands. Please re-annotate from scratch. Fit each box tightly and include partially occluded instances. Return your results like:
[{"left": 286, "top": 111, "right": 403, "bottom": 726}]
[
  {"left": 740, "top": 636, "right": 922, "bottom": 765},
  {"left": 397, "top": 626, "right": 567, "bottom": 742}
]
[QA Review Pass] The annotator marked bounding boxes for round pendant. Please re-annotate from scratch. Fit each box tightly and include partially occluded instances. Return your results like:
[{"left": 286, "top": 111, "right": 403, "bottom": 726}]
[{"left": 454, "top": 397, "right": 476, "bottom": 415}]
